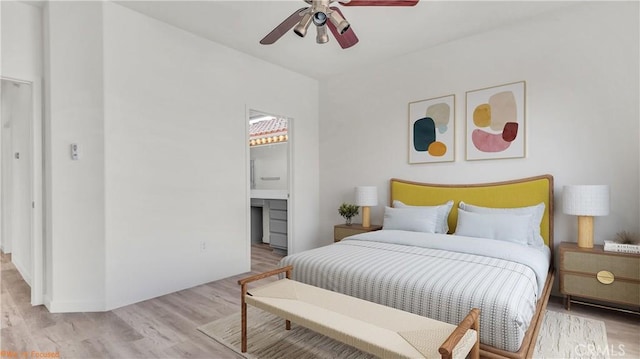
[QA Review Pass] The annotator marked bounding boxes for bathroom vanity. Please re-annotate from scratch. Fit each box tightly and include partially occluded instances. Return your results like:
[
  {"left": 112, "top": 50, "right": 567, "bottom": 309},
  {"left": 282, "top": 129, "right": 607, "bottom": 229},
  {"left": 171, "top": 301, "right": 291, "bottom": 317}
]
[{"left": 250, "top": 190, "right": 288, "bottom": 255}]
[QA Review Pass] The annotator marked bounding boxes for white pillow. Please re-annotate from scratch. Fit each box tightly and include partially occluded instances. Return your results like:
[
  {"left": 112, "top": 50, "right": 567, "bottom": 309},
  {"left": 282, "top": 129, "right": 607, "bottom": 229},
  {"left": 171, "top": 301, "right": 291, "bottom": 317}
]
[
  {"left": 454, "top": 209, "right": 531, "bottom": 245},
  {"left": 393, "top": 200, "right": 454, "bottom": 234},
  {"left": 458, "top": 201, "right": 546, "bottom": 247},
  {"left": 383, "top": 206, "right": 439, "bottom": 233}
]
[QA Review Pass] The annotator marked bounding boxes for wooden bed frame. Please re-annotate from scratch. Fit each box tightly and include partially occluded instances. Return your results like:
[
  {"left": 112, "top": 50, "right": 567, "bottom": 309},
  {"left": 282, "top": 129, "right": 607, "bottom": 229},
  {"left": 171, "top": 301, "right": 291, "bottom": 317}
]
[{"left": 389, "top": 174, "right": 555, "bottom": 359}]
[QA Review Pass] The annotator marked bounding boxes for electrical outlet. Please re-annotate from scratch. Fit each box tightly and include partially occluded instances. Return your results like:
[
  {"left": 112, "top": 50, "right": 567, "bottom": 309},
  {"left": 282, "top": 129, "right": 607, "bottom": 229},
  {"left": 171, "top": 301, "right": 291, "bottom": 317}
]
[{"left": 200, "top": 241, "right": 207, "bottom": 252}]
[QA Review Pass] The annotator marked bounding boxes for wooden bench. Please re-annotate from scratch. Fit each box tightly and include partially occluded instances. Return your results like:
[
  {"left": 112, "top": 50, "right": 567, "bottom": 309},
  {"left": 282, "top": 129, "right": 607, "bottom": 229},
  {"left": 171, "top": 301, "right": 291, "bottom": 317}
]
[{"left": 238, "top": 266, "right": 480, "bottom": 359}]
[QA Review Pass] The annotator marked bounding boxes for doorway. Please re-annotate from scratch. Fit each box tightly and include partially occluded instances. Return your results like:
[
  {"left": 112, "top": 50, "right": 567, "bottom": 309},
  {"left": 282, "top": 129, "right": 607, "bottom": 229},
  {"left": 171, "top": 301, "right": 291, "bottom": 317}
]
[
  {"left": 1, "top": 79, "right": 33, "bottom": 280},
  {"left": 247, "top": 109, "right": 293, "bottom": 256},
  {"left": 1, "top": 77, "right": 44, "bottom": 305}
]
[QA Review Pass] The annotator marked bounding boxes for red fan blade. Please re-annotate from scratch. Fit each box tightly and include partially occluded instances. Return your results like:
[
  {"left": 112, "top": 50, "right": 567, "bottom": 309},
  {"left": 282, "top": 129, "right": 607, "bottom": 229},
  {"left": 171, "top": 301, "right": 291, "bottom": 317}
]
[
  {"left": 341, "top": 0, "right": 418, "bottom": 6},
  {"left": 327, "top": 7, "right": 359, "bottom": 49},
  {"left": 260, "top": 7, "right": 308, "bottom": 45}
]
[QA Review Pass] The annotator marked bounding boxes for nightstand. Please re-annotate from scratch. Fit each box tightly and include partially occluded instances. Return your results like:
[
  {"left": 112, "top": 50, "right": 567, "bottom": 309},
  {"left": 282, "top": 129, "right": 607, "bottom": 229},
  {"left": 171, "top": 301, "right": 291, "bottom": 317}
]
[
  {"left": 559, "top": 242, "right": 640, "bottom": 313},
  {"left": 334, "top": 224, "right": 382, "bottom": 242}
]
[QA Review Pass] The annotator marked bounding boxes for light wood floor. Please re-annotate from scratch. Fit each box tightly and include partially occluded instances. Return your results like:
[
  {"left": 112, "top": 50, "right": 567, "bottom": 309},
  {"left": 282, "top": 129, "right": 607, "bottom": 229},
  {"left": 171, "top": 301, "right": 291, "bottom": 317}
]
[
  {"left": 1, "top": 244, "right": 282, "bottom": 358},
  {"left": 2, "top": 245, "right": 639, "bottom": 358}
]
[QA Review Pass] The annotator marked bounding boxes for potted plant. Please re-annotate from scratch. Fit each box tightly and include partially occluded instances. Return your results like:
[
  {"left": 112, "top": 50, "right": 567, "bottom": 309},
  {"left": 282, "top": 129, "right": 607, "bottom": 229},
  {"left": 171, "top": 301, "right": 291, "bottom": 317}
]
[
  {"left": 338, "top": 203, "right": 359, "bottom": 225},
  {"left": 615, "top": 231, "right": 639, "bottom": 244}
]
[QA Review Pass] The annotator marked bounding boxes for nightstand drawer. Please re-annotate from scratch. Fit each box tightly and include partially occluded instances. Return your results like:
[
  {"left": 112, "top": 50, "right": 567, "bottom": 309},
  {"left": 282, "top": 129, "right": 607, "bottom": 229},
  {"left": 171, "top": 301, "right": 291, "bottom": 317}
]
[
  {"left": 563, "top": 251, "right": 640, "bottom": 280},
  {"left": 561, "top": 273, "right": 640, "bottom": 306},
  {"left": 335, "top": 227, "right": 365, "bottom": 241},
  {"left": 334, "top": 224, "right": 382, "bottom": 242}
]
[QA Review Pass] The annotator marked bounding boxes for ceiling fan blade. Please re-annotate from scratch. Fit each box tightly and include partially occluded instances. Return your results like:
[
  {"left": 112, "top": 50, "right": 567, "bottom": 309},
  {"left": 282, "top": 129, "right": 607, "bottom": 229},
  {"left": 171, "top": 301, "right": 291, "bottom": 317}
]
[
  {"left": 327, "top": 8, "right": 359, "bottom": 49},
  {"left": 340, "top": 0, "right": 418, "bottom": 6},
  {"left": 260, "top": 7, "right": 308, "bottom": 45}
]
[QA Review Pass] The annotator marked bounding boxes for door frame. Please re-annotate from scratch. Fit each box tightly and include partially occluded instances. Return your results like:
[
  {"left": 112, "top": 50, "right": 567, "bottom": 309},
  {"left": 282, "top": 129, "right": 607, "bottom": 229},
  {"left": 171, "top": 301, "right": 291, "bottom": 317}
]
[
  {"left": 1, "top": 76, "right": 44, "bottom": 305},
  {"left": 245, "top": 107, "right": 294, "bottom": 259}
]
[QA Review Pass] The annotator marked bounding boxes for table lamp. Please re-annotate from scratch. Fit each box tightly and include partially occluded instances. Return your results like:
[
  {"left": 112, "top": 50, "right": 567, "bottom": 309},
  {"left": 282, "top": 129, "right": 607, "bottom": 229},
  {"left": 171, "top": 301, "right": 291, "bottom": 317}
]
[
  {"left": 562, "top": 185, "right": 610, "bottom": 248},
  {"left": 355, "top": 186, "right": 378, "bottom": 228}
]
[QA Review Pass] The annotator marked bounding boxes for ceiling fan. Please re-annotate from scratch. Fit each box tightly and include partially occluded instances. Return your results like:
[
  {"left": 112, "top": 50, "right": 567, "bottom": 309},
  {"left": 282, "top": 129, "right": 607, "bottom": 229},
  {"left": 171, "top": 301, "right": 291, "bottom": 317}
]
[{"left": 260, "top": 0, "right": 419, "bottom": 49}]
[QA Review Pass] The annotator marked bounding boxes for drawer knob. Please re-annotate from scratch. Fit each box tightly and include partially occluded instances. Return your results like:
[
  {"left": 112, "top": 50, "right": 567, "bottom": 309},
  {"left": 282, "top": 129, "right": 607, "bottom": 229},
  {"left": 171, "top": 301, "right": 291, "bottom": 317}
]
[{"left": 596, "top": 270, "right": 615, "bottom": 284}]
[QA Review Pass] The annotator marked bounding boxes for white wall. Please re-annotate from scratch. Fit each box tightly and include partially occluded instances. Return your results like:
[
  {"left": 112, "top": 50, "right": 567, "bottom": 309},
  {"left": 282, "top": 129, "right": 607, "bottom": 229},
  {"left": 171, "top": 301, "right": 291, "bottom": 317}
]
[
  {"left": 103, "top": 2, "right": 319, "bottom": 309},
  {"left": 319, "top": 2, "right": 639, "bottom": 261},
  {"left": 41, "top": 1, "right": 319, "bottom": 312},
  {"left": 44, "top": 2, "right": 106, "bottom": 312},
  {"left": 251, "top": 143, "right": 288, "bottom": 190},
  {"left": 1, "top": 1, "right": 42, "bottom": 78}
]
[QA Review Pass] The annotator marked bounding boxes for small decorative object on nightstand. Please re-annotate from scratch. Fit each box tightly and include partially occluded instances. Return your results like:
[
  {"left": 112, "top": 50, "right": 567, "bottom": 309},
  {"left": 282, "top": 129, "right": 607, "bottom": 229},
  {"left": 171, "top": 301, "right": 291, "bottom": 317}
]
[
  {"left": 559, "top": 242, "right": 640, "bottom": 314},
  {"left": 334, "top": 223, "right": 382, "bottom": 242},
  {"left": 604, "top": 231, "right": 640, "bottom": 254},
  {"left": 338, "top": 203, "right": 359, "bottom": 225}
]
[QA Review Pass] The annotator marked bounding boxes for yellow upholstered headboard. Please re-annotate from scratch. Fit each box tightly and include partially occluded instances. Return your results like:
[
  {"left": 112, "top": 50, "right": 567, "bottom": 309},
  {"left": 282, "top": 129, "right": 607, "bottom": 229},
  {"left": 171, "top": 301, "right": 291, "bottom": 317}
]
[{"left": 390, "top": 175, "right": 554, "bottom": 248}]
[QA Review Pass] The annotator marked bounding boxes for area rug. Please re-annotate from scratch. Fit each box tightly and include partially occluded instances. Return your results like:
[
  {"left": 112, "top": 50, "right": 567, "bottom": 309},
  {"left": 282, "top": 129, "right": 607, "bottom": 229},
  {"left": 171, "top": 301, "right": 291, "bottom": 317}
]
[
  {"left": 534, "top": 310, "right": 609, "bottom": 359},
  {"left": 198, "top": 308, "right": 608, "bottom": 359}
]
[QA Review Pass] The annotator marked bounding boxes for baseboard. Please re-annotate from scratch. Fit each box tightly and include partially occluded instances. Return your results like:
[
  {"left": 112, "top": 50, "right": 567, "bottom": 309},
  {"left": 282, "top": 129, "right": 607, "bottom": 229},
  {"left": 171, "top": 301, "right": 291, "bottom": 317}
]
[
  {"left": 45, "top": 299, "right": 106, "bottom": 313},
  {"left": 43, "top": 294, "right": 52, "bottom": 311}
]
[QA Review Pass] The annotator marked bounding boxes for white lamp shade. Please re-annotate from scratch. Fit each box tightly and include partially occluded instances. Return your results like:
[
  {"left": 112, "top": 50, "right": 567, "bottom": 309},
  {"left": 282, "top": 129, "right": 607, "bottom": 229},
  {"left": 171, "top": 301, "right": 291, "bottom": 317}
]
[
  {"left": 355, "top": 186, "right": 378, "bottom": 207},
  {"left": 562, "top": 185, "right": 610, "bottom": 216}
]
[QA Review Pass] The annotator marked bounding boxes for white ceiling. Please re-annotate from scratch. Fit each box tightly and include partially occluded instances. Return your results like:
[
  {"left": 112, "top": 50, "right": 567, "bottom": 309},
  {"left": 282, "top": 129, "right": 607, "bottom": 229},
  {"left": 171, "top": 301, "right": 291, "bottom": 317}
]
[{"left": 117, "top": 1, "right": 574, "bottom": 79}]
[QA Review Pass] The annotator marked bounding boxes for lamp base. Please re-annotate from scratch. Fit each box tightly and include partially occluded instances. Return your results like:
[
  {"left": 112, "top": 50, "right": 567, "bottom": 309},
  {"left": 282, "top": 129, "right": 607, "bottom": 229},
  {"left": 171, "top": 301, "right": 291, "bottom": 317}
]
[
  {"left": 362, "top": 206, "right": 371, "bottom": 228},
  {"left": 577, "top": 215, "right": 594, "bottom": 248}
]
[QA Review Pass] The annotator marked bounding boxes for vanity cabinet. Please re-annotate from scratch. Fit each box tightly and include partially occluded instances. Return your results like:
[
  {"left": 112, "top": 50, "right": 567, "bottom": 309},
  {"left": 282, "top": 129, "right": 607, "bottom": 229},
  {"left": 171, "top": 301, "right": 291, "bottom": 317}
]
[{"left": 268, "top": 200, "right": 288, "bottom": 255}]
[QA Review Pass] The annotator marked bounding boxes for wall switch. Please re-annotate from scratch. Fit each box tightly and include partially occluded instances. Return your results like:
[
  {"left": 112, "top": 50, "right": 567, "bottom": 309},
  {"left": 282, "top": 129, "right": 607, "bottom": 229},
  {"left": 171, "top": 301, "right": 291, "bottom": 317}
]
[{"left": 71, "top": 143, "right": 79, "bottom": 160}]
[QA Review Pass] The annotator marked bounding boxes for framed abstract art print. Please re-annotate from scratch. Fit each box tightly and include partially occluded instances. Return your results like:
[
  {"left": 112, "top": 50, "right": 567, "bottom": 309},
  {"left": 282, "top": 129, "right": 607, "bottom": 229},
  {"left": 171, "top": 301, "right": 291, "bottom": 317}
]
[
  {"left": 465, "top": 81, "right": 526, "bottom": 161},
  {"left": 408, "top": 94, "right": 455, "bottom": 164}
]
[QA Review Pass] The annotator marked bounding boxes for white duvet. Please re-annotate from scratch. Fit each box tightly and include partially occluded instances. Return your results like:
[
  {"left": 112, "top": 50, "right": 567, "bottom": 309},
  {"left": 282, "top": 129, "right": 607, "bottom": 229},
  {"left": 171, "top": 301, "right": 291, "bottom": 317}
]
[{"left": 347, "top": 230, "right": 551, "bottom": 296}]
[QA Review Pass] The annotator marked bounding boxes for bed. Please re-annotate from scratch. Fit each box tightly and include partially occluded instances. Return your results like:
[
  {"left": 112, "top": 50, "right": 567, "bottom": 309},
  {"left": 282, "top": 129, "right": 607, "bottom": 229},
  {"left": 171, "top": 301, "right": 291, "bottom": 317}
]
[{"left": 279, "top": 175, "right": 554, "bottom": 359}]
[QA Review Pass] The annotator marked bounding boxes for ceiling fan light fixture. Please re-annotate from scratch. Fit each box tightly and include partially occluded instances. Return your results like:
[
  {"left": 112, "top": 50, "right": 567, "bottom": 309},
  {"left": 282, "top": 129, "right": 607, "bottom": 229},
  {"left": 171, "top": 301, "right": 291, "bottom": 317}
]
[
  {"left": 316, "top": 25, "right": 330, "bottom": 44},
  {"left": 263, "top": 0, "right": 413, "bottom": 48},
  {"left": 293, "top": 12, "right": 313, "bottom": 37},
  {"left": 328, "top": 9, "right": 350, "bottom": 34},
  {"left": 312, "top": 11, "right": 328, "bottom": 26}
]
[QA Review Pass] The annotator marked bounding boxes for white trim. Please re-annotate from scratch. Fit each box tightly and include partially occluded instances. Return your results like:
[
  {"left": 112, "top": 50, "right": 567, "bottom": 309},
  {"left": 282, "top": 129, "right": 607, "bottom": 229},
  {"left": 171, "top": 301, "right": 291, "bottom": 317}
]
[
  {"left": 244, "top": 106, "right": 252, "bottom": 272},
  {"left": 45, "top": 300, "right": 106, "bottom": 313},
  {"left": 1, "top": 76, "right": 45, "bottom": 306},
  {"left": 286, "top": 117, "right": 295, "bottom": 254}
]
